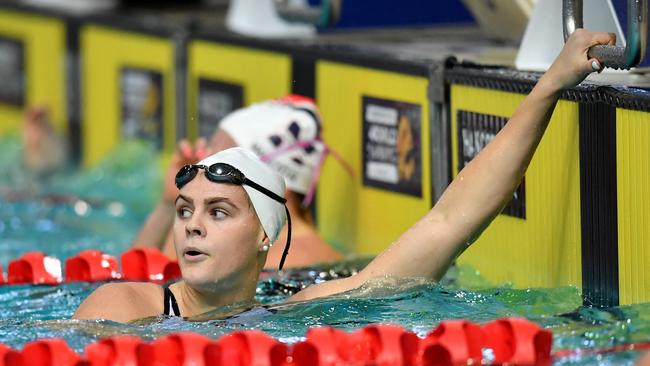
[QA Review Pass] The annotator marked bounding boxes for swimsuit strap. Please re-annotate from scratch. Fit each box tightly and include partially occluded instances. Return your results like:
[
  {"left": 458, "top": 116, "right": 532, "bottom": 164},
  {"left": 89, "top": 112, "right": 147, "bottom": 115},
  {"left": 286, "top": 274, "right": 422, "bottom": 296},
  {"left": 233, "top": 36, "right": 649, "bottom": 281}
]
[{"left": 163, "top": 285, "right": 181, "bottom": 317}]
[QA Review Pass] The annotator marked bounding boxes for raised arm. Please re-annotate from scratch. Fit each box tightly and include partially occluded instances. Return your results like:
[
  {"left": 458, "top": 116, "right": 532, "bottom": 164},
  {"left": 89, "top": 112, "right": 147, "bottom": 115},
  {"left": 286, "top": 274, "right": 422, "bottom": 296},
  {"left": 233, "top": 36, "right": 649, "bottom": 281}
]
[
  {"left": 292, "top": 29, "right": 616, "bottom": 301},
  {"left": 132, "top": 138, "right": 208, "bottom": 256}
]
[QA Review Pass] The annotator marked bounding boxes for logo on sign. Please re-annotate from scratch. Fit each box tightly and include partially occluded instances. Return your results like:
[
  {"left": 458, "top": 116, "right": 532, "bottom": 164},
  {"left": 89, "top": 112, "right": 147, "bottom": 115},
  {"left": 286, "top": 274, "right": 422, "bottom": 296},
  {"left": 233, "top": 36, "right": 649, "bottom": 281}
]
[
  {"left": 197, "top": 79, "right": 243, "bottom": 138},
  {"left": 120, "top": 67, "right": 164, "bottom": 149},
  {"left": 0, "top": 38, "right": 25, "bottom": 105},
  {"left": 362, "top": 96, "right": 422, "bottom": 197}
]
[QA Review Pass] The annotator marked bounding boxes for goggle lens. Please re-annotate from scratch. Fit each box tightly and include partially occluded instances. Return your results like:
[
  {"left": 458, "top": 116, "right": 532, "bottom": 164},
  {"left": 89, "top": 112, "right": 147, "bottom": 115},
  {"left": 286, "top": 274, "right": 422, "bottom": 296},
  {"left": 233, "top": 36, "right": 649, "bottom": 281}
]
[
  {"left": 175, "top": 165, "right": 200, "bottom": 189},
  {"left": 206, "top": 163, "right": 245, "bottom": 184}
]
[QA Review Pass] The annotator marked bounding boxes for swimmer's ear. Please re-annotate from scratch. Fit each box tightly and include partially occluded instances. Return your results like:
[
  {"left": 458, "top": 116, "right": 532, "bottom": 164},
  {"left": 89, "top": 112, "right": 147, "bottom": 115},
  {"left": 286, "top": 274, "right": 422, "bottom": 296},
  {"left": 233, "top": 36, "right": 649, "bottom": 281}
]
[
  {"left": 259, "top": 236, "right": 271, "bottom": 253},
  {"left": 257, "top": 231, "right": 270, "bottom": 246},
  {"left": 261, "top": 235, "right": 271, "bottom": 245}
]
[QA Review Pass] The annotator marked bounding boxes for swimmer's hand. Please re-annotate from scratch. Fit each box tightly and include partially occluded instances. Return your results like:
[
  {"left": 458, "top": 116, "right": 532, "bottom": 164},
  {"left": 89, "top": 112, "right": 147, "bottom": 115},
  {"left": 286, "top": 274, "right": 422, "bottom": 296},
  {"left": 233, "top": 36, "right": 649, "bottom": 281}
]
[
  {"left": 23, "top": 105, "right": 68, "bottom": 175},
  {"left": 162, "top": 138, "right": 211, "bottom": 203},
  {"left": 133, "top": 138, "right": 211, "bottom": 255},
  {"left": 542, "top": 29, "right": 616, "bottom": 91}
]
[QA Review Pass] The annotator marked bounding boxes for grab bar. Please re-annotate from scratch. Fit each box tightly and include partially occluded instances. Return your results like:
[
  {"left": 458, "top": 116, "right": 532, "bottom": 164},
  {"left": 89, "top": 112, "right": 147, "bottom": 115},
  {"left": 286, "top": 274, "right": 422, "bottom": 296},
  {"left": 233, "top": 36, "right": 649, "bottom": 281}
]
[
  {"left": 563, "top": 0, "right": 648, "bottom": 69},
  {"left": 272, "top": 0, "right": 341, "bottom": 27}
]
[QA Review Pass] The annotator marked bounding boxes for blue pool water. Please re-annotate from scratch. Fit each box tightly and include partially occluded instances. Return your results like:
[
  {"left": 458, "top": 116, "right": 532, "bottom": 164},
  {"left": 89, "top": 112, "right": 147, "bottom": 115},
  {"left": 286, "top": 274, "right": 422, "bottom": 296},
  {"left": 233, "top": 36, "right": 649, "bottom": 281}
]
[{"left": 0, "top": 135, "right": 649, "bottom": 365}]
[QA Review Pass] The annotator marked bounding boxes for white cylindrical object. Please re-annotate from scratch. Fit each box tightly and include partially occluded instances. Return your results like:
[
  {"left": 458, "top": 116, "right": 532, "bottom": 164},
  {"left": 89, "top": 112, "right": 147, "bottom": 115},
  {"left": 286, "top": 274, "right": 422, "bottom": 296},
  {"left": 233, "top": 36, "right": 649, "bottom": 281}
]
[{"left": 226, "top": 0, "right": 316, "bottom": 38}]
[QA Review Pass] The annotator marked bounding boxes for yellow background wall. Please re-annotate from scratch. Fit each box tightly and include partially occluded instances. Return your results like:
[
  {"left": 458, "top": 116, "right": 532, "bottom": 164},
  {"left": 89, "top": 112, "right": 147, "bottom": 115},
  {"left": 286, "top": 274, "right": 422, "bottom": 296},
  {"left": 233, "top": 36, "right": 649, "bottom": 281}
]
[
  {"left": 617, "top": 108, "right": 650, "bottom": 305},
  {"left": 316, "top": 61, "right": 430, "bottom": 255},
  {"left": 187, "top": 41, "right": 291, "bottom": 140},
  {"left": 81, "top": 25, "right": 175, "bottom": 166},
  {"left": 0, "top": 10, "right": 66, "bottom": 134}
]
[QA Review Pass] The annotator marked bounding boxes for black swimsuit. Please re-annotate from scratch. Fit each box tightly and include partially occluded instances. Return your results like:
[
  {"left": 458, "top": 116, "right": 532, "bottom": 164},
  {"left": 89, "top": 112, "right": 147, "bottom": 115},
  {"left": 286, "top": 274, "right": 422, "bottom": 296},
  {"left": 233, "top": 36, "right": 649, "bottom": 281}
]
[
  {"left": 162, "top": 285, "right": 277, "bottom": 319},
  {"left": 163, "top": 286, "right": 181, "bottom": 317}
]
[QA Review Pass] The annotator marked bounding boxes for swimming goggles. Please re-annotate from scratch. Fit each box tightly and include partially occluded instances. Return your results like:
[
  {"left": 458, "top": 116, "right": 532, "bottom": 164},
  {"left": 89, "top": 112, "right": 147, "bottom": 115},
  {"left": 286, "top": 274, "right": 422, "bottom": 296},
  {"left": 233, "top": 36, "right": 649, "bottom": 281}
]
[{"left": 175, "top": 163, "right": 292, "bottom": 270}]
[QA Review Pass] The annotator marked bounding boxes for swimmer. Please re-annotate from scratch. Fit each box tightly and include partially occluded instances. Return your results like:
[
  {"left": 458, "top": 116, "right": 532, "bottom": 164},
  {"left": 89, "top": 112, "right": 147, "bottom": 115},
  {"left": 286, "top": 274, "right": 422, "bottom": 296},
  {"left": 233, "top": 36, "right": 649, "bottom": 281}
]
[
  {"left": 132, "top": 96, "right": 343, "bottom": 269},
  {"left": 22, "top": 106, "right": 68, "bottom": 176},
  {"left": 74, "top": 29, "right": 615, "bottom": 323},
  {"left": 638, "top": 352, "right": 650, "bottom": 366},
  {"left": 1, "top": 106, "right": 71, "bottom": 200}
]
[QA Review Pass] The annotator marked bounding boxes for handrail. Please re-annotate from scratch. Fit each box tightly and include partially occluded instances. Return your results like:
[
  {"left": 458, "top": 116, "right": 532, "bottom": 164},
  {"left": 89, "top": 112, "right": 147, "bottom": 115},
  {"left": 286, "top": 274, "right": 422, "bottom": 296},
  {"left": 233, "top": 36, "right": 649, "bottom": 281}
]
[
  {"left": 563, "top": 0, "right": 648, "bottom": 69},
  {"left": 272, "top": 0, "right": 341, "bottom": 27}
]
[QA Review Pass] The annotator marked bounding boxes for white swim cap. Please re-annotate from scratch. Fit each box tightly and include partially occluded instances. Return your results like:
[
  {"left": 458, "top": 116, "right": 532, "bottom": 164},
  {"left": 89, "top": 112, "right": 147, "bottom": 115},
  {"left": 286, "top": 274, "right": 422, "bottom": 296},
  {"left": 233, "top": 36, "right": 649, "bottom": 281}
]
[
  {"left": 197, "top": 147, "right": 287, "bottom": 244},
  {"left": 219, "top": 95, "right": 325, "bottom": 195}
]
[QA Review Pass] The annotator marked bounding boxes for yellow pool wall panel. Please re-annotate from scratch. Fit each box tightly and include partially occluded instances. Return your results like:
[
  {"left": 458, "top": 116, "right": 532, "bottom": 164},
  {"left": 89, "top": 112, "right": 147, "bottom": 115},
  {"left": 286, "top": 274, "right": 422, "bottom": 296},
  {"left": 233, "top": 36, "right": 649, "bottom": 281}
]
[
  {"left": 451, "top": 85, "right": 582, "bottom": 289},
  {"left": 617, "top": 108, "right": 650, "bottom": 305},
  {"left": 187, "top": 41, "right": 291, "bottom": 140},
  {"left": 81, "top": 25, "right": 175, "bottom": 166},
  {"left": 0, "top": 9, "right": 66, "bottom": 135},
  {"left": 316, "top": 61, "right": 431, "bottom": 255}
]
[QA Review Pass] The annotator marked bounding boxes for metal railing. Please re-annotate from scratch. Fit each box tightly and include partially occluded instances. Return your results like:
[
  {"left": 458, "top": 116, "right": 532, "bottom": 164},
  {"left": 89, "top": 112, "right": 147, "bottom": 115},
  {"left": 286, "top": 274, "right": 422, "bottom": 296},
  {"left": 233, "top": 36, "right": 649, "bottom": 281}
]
[
  {"left": 272, "top": 0, "right": 341, "bottom": 27},
  {"left": 563, "top": 0, "right": 648, "bottom": 69}
]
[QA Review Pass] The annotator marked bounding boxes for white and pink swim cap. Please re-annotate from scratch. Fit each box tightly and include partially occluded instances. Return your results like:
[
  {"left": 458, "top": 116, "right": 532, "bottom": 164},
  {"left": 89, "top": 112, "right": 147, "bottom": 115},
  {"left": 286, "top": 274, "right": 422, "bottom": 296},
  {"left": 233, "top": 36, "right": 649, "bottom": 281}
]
[{"left": 218, "top": 95, "right": 326, "bottom": 203}]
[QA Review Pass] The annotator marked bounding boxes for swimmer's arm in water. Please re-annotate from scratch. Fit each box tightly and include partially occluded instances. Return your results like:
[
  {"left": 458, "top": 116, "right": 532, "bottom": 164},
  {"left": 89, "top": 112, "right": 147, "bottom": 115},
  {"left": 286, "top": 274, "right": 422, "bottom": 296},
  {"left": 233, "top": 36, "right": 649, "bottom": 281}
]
[
  {"left": 290, "top": 29, "right": 615, "bottom": 302},
  {"left": 73, "top": 282, "right": 163, "bottom": 323}
]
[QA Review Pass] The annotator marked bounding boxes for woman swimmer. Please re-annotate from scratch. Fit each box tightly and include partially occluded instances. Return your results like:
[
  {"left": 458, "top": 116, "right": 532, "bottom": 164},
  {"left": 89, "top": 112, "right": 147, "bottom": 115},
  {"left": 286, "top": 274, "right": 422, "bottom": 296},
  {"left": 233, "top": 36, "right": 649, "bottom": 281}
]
[
  {"left": 131, "top": 96, "right": 343, "bottom": 269},
  {"left": 74, "top": 29, "right": 616, "bottom": 323}
]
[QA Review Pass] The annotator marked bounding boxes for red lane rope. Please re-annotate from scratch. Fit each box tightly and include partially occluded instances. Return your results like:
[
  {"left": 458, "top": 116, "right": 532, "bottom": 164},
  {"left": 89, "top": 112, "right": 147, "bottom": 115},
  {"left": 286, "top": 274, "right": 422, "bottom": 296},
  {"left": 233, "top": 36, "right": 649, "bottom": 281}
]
[
  {"left": 2, "top": 248, "right": 181, "bottom": 285},
  {"left": 8, "top": 250, "right": 648, "bottom": 363},
  {"left": 0, "top": 318, "right": 553, "bottom": 366}
]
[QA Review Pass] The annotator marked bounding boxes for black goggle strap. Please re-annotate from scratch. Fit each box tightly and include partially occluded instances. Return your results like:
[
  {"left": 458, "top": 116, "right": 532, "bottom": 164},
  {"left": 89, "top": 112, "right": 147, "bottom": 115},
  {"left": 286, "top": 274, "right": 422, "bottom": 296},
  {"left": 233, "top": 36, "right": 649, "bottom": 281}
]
[
  {"left": 278, "top": 205, "right": 291, "bottom": 271},
  {"left": 242, "top": 178, "right": 287, "bottom": 204},
  {"left": 240, "top": 176, "right": 290, "bottom": 270}
]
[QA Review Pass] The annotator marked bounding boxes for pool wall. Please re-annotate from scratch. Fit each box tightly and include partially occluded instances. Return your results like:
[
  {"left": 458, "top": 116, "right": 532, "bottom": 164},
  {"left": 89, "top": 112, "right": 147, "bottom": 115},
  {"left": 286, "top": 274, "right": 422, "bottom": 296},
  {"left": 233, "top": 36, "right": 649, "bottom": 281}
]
[
  {"left": 81, "top": 25, "right": 178, "bottom": 166},
  {"left": 0, "top": 1, "right": 649, "bottom": 308},
  {"left": 450, "top": 84, "right": 582, "bottom": 298},
  {"left": 447, "top": 68, "right": 650, "bottom": 307},
  {"left": 0, "top": 8, "right": 67, "bottom": 135}
]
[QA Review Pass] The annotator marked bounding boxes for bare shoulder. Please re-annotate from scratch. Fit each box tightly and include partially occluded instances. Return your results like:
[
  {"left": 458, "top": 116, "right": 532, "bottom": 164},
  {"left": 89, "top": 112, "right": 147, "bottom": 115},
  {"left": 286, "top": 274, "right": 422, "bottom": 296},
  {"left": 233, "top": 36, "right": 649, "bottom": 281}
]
[{"left": 73, "top": 282, "right": 164, "bottom": 323}]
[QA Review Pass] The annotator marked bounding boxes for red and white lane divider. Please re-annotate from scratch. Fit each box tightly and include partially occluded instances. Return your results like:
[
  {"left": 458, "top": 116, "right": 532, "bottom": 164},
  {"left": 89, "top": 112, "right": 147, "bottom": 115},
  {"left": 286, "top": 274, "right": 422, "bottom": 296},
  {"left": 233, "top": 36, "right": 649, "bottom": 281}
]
[
  {"left": 2, "top": 248, "right": 181, "bottom": 285},
  {"left": 0, "top": 318, "right": 554, "bottom": 366},
  {"left": 8, "top": 252, "right": 63, "bottom": 285}
]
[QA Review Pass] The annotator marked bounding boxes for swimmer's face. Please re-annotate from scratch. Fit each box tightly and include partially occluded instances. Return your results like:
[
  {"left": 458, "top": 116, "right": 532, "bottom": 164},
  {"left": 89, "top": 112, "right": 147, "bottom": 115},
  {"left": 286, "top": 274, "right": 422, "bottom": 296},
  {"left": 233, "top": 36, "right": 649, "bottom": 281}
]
[{"left": 173, "top": 171, "right": 267, "bottom": 291}]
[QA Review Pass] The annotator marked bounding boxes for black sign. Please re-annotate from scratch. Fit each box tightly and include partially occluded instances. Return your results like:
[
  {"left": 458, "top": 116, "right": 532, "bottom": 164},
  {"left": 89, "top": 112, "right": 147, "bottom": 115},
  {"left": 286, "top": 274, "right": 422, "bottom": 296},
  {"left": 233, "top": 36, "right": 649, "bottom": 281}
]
[
  {"left": 197, "top": 79, "right": 243, "bottom": 137},
  {"left": 362, "top": 96, "right": 422, "bottom": 197},
  {"left": 120, "top": 68, "right": 164, "bottom": 149},
  {"left": 457, "top": 110, "right": 526, "bottom": 219},
  {"left": 0, "top": 38, "right": 25, "bottom": 105}
]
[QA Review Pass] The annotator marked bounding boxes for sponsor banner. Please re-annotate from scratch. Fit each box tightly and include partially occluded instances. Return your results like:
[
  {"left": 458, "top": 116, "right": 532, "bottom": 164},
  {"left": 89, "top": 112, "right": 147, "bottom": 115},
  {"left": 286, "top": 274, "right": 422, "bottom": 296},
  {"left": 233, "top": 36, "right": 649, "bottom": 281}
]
[
  {"left": 0, "top": 37, "right": 25, "bottom": 105},
  {"left": 120, "top": 68, "right": 164, "bottom": 148},
  {"left": 457, "top": 110, "right": 526, "bottom": 219},
  {"left": 197, "top": 78, "right": 243, "bottom": 138},
  {"left": 362, "top": 96, "right": 422, "bottom": 197}
]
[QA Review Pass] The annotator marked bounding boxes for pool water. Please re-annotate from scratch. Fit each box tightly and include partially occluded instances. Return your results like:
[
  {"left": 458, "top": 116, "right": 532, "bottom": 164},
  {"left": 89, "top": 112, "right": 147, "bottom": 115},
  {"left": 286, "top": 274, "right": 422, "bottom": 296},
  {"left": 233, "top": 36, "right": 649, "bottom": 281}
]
[{"left": 0, "top": 135, "right": 649, "bottom": 365}]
